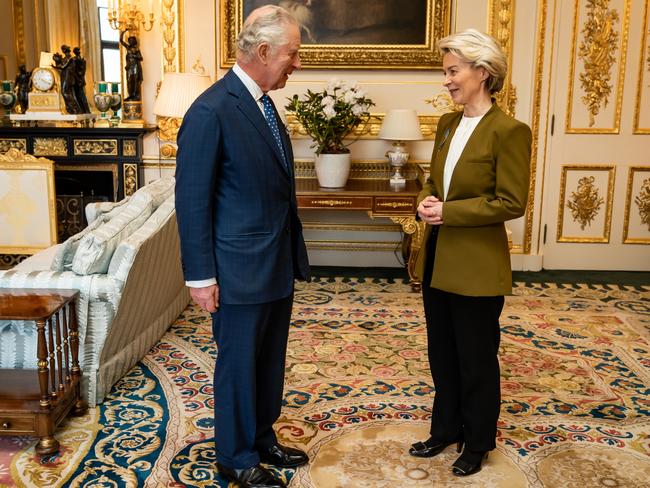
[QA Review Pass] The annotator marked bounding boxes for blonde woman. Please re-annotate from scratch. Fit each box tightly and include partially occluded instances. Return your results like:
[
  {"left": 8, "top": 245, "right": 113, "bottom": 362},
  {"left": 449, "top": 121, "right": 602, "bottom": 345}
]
[{"left": 410, "top": 29, "right": 531, "bottom": 476}]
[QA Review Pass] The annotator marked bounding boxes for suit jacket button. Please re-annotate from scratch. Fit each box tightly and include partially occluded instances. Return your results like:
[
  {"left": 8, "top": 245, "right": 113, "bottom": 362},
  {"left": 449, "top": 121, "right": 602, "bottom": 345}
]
[{"left": 285, "top": 227, "right": 290, "bottom": 234}]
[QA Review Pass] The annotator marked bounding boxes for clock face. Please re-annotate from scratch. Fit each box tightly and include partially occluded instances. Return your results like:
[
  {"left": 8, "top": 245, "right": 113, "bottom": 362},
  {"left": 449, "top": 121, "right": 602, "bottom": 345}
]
[{"left": 32, "top": 68, "right": 55, "bottom": 92}]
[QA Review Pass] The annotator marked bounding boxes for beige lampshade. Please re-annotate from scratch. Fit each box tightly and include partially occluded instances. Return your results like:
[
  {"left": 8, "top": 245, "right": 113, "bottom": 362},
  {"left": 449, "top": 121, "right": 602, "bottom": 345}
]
[
  {"left": 153, "top": 72, "right": 212, "bottom": 118},
  {"left": 378, "top": 109, "right": 423, "bottom": 141}
]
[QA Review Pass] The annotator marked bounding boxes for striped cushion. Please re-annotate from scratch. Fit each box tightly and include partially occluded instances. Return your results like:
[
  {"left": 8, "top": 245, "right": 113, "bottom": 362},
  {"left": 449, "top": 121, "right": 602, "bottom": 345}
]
[
  {"left": 50, "top": 216, "right": 107, "bottom": 271},
  {"left": 85, "top": 197, "right": 131, "bottom": 225},
  {"left": 108, "top": 195, "right": 175, "bottom": 282},
  {"left": 71, "top": 199, "right": 153, "bottom": 275}
]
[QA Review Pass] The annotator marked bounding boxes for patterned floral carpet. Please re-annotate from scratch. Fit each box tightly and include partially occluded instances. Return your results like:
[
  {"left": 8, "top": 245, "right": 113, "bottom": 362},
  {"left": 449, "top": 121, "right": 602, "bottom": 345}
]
[{"left": 1, "top": 277, "right": 649, "bottom": 487}]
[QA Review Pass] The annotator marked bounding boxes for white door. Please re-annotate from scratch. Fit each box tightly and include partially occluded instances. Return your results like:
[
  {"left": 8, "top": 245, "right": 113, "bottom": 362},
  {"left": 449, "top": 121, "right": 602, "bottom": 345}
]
[{"left": 540, "top": 0, "right": 650, "bottom": 270}]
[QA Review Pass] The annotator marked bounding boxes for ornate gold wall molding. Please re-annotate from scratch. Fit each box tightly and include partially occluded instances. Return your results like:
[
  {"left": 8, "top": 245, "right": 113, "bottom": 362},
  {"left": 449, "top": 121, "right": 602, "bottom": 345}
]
[
  {"left": 12, "top": 0, "right": 26, "bottom": 67},
  {"left": 566, "top": 0, "right": 630, "bottom": 133},
  {"left": 557, "top": 164, "right": 615, "bottom": 243},
  {"left": 286, "top": 114, "right": 438, "bottom": 141},
  {"left": 529, "top": 0, "right": 552, "bottom": 255},
  {"left": 489, "top": 0, "right": 518, "bottom": 116},
  {"left": 123, "top": 163, "right": 137, "bottom": 196},
  {"left": 623, "top": 166, "right": 650, "bottom": 244},
  {"left": 633, "top": 0, "right": 650, "bottom": 134},
  {"left": 161, "top": 0, "right": 184, "bottom": 73}
]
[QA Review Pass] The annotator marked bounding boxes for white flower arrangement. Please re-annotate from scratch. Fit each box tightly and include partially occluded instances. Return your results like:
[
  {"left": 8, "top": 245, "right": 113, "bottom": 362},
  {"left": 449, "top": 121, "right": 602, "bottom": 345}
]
[{"left": 286, "top": 79, "right": 374, "bottom": 155}]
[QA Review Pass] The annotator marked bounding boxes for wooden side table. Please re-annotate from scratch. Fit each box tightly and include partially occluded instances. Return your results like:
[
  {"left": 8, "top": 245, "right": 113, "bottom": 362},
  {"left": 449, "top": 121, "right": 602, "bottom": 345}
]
[
  {"left": 296, "top": 178, "right": 425, "bottom": 288},
  {"left": 0, "top": 289, "right": 87, "bottom": 455}
]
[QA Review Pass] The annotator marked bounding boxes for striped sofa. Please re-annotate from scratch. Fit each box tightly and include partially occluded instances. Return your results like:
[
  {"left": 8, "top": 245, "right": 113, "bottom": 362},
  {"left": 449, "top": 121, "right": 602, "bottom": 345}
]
[{"left": 0, "top": 177, "right": 190, "bottom": 406}]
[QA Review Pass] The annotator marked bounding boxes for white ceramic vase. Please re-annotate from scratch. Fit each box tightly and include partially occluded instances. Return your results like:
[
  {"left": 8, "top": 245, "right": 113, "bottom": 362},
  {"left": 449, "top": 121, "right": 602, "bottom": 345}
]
[{"left": 314, "top": 152, "right": 351, "bottom": 188}]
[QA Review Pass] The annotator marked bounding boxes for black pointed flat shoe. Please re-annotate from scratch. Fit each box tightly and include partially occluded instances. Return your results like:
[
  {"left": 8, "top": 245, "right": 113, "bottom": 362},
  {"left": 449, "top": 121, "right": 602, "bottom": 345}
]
[
  {"left": 451, "top": 449, "right": 489, "bottom": 476},
  {"left": 409, "top": 435, "right": 464, "bottom": 458}
]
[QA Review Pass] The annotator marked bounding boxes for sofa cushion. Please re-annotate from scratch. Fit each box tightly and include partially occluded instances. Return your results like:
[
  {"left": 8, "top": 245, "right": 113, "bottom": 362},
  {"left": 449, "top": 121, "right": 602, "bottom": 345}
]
[
  {"left": 72, "top": 198, "right": 154, "bottom": 275},
  {"left": 16, "top": 244, "right": 63, "bottom": 272},
  {"left": 108, "top": 194, "right": 175, "bottom": 282},
  {"left": 85, "top": 197, "right": 131, "bottom": 225},
  {"left": 50, "top": 217, "right": 107, "bottom": 271}
]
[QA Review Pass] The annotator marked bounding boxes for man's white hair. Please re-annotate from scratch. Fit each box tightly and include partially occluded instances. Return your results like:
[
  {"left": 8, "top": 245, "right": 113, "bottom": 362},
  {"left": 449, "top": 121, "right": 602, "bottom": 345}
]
[{"left": 237, "top": 5, "right": 298, "bottom": 61}]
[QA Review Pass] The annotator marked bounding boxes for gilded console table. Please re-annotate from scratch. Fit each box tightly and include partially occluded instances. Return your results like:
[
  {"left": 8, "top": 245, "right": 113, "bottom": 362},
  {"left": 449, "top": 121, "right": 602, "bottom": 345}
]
[{"left": 296, "top": 178, "right": 425, "bottom": 287}]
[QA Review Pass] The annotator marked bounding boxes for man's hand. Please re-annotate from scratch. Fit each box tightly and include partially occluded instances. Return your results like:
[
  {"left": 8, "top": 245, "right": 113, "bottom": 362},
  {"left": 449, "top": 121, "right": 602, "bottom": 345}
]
[
  {"left": 417, "top": 196, "right": 444, "bottom": 225},
  {"left": 190, "top": 284, "right": 220, "bottom": 312}
]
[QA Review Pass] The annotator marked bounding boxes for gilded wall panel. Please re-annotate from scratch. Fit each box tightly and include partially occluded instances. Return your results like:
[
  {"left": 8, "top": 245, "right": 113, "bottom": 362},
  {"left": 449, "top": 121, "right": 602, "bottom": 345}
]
[
  {"left": 557, "top": 165, "right": 616, "bottom": 242},
  {"left": 633, "top": 0, "right": 650, "bottom": 133},
  {"left": 623, "top": 166, "right": 650, "bottom": 243},
  {"left": 566, "top": 0, "right": 630, "bottom": 133}
]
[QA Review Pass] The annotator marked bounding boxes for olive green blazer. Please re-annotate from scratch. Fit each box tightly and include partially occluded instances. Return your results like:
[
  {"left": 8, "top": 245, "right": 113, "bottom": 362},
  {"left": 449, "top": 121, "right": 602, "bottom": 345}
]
[{"left": 414, "top": 103, "right": 532, "bottom": 296}]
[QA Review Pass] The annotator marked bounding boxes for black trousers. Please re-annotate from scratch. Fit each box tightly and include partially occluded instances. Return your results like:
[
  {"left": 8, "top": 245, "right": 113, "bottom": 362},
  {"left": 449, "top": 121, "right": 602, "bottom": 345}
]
[{"left": 421, "top": 227, "right": 504, "bottom": 451}]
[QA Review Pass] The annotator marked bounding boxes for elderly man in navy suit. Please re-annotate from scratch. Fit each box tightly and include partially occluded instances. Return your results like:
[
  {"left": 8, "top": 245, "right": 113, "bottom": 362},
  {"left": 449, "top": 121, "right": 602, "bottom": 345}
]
[{"left": 175, "top": 5, "right": 310, "bottom": 488}]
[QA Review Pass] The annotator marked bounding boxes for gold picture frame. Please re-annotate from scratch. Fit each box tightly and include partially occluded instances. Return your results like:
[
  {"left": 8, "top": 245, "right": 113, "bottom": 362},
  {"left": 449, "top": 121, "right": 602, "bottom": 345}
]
[{"left": 219, "top": 0, "right": 452, "bottom": 69}]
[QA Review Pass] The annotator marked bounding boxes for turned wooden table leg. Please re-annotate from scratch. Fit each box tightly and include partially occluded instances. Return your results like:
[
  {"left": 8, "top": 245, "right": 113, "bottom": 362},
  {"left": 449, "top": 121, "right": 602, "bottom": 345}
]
[{"left": 35, "top": 318, "right": 59, "bottom": 456}]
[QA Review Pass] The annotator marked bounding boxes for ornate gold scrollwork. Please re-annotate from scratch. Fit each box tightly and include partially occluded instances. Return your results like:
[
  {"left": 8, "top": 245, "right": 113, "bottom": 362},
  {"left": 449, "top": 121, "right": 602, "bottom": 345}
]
[
  {"left": 34, "top": 138, "right": 67, "bottom": 156},
  {"left": 74, "top": 139, "right": 118, "bottom": 156},
  {"left": 489, "top": 0, "right": 518, "bottom": 116},
  {"left": 390, "top": 216, "right": 426, "bottom": 288},
  {"left": 123, "top": 163, "right": 138, "bottom": 196},
  {"left": 377, "top": 202, "right": 412, "bottom": 209},
  {"left": 567, "top": 176, "right": 604, "bottom": 229},
  {"left": 285, "top": 114, "right": 437, "bottom": 141},
  {"left": 0, "top": 148, "right": 46, "bottom": 162},
  {"left": 162, "top": 0, "right": 177, "bottom": 73},
  {"left": 12, "top": 0, "right": 26, "bottom": 67},
  {"left": 578, "top": 0, "right": 620, "bottom": 127},
  {"left": 156, "top": 115, "right": 182, "bottom": 158},
  {"left": 635, "top": 177, "right": 650, "bottom": 230},
  {"left": 424, "top": 93, "right": 461, "bottom": 114},
  {"left": 0, "top": 138, "right": 27, "bottom": 154},
  {"left": 310, "top": 200, "right": 353, "bottom": 207},
  {"left": 123, "top": 140, "right": 137, "bottom": 157}
]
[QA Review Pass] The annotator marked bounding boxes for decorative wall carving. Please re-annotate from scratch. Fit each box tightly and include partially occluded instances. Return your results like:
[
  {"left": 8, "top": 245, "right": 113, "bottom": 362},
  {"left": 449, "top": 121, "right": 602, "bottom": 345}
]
[
  {"left": 123, "top": 140, "right": 137, "bottom": 157},
  {"left": 578, "top": 0, "right": 620, "bottom": 126},
  {"left": 12, "top": 0, "right": 26, "bottom": 67},
  {"left": 567, "top": 176, "right": 604, "bottom": 229},
  {"left": 161, "top": 0, "right": 184, "bottom": 73},
  {"left": 557, "top": 165, "right": 615, "bottom": 243},
  {"left": 623, "top": 167, "right": 650, "bottom": 243},
  {"left": 34, "top": 137, "right": 67, "bottom": 156},
  {"left": 635, "top": 178, "right": 650, "bottom": 229},
  {"left": 73, "top": 140, "right": 118, "bottom": 156},
  {"left": 566, "top": 0, "right": 630, "bottom": 133},
  {"left": 0, "top": 138, "right": 27, "bottom": 154},
  {"left": 489, "top": 0, "right": 518, "bottom": 116},
  {"left": 123, "top": 163, "right": 137, "bottom": 196}
]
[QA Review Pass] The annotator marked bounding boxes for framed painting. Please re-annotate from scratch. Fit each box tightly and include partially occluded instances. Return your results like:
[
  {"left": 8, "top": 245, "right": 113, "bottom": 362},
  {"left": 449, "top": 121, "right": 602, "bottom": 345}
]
[{"left": 219, "top": 0, "right": 452, "bottom": 69}]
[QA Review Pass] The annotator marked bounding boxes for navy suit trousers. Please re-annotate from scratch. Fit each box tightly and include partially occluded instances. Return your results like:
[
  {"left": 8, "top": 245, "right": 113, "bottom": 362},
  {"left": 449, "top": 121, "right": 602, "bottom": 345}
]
[{"left": 211, "top": 293, "right": 293, "bottom": 469}]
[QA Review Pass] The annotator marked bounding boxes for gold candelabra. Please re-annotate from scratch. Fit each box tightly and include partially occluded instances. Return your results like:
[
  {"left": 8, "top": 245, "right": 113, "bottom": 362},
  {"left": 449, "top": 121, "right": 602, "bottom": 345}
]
[{"left": 108, "top": 0, "right": 154, "bottom": 33}]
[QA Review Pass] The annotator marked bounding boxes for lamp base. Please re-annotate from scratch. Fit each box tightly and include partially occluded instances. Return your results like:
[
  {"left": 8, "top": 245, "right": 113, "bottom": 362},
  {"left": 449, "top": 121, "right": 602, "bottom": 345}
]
[{"left": 387, "top": 141, "right": 409, "bottom": 185}]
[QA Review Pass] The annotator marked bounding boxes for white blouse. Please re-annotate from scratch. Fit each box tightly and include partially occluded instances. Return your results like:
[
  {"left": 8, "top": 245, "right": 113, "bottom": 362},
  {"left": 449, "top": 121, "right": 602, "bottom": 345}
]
[{"left": 442, "top": 114, "right": 485, "bottom": 200}]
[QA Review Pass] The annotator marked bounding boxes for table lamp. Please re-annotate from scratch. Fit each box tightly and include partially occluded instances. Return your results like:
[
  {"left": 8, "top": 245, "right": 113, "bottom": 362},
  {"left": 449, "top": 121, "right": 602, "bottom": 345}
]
[
  {"left": 378, "top": 109, "right": 423, "bottom": 185},
  {"left": 153, "top": 71, "right": 212, "bottom": 157}
]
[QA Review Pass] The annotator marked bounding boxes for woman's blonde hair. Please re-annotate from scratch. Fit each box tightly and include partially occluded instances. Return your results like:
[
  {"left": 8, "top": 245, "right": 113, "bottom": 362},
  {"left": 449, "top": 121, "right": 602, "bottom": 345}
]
[{"left": 438, "top": 29, "right": 507, "bottom": 94}]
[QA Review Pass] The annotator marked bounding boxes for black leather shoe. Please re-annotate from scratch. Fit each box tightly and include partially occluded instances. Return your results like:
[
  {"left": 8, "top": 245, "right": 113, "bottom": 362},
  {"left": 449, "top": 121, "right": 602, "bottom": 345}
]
[
  {"left": 451, "top": 449, "right": 489, "bottom": 476},
  {"left": 409, "top": 435, "right": 464, "bottom": 458},
  {"left": 217, "top": 463, "right": 286, "bottom": 488},
  {"left": 259, "top": 443, "right": 309, "bottom": 468}
]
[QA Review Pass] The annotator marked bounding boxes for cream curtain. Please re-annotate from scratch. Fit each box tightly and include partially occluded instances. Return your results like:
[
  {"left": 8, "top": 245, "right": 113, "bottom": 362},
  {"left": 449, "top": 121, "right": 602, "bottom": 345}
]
[
  {"left": 45, "top": 0, "right": 81, "bottom": 53},
  {"left": 78, "top": 0, "right": 101, "bottom": 112}
]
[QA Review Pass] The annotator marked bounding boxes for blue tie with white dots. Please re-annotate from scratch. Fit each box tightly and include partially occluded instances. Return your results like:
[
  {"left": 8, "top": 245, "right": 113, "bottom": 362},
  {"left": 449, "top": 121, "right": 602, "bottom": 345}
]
[{"left": 261, "top": 94, "right": 288, "bottom": 172}]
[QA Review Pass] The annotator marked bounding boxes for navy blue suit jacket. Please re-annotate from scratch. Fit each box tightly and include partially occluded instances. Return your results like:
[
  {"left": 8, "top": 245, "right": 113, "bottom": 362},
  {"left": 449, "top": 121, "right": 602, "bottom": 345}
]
[{"left": 175, "top": 69, "right": 310, "bottom": 304}]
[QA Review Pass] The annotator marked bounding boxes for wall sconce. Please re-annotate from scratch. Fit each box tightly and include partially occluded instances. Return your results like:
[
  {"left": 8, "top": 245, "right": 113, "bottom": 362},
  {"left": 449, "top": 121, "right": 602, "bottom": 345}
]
[
  {"left": 153, "top": 71, "right": 212, "bottom": 158},
  {"left": 108, "top": 0, "right": 154, "bottom": 33},
  {"left": 379, "top": 109, "right": 422, "bottom": 185}
]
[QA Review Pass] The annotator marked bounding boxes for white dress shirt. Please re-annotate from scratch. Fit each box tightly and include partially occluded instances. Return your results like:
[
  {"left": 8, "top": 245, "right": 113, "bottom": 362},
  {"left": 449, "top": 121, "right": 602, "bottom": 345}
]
[{"left": 442, "top": 113, "right": 485, "bottom": 200}]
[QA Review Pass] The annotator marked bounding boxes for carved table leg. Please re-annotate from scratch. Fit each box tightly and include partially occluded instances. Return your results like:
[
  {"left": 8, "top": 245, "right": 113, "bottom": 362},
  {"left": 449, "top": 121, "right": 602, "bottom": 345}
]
[{"left": 389, "top": 216, "right": 426, "bottom": 291}]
